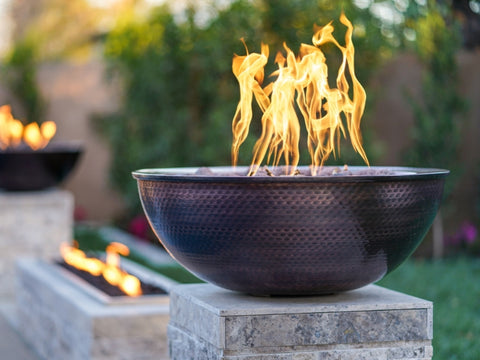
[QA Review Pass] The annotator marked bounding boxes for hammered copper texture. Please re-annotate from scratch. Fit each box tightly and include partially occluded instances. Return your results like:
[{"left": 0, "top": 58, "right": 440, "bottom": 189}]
[{"left": 134, "top": 167, "right": 447, "bottom": 295}]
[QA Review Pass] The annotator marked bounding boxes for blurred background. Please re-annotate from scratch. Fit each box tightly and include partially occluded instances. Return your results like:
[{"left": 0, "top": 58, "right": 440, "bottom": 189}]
[{"left": 0, "top": 0, "right": 479, "bottom": 257}]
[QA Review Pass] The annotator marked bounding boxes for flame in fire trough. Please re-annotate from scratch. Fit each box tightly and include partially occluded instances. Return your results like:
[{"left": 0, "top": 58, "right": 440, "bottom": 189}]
[
  {"left": 60, "top": 241, "right": 142, "bottom": 297},
  {"left": 232, "top": 13, "right": 369, "bottom": 176},
  {"left": 0, "top": 105, "right": 56, "bottom": 150}
]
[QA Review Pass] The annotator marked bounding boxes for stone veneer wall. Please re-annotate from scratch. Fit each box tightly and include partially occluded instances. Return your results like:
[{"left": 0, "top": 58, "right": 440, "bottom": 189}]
[
  {"left": 0, "top": 190, "right": 73, "bottom": 299},
  {"left": 169, "top": 283, "right": 434, "bottom": 360}
]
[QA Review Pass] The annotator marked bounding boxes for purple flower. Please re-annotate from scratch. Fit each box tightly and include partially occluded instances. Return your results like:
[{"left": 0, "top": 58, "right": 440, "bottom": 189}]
[
  {"left": 461, "top": 222, "right": 477, "bottom": 244},
  {"left": 445, "top": 221, "right": 478, "bottom": 248},
  {"left": 128, "top": 214, "right": 150, "bottom": 241}
]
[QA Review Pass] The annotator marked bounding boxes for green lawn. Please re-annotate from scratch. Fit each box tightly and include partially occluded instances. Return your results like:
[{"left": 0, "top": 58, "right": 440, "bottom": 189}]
[{"left": 377, "top": 258, "right": 480, "bottom": 359}]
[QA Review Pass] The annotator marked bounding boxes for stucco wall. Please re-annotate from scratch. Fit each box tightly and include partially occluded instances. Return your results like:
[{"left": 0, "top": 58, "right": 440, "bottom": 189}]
[
  {"left": 36, "top": 61, "right": 126, "bottom": 222},
  {"left": 371, "top": 50, "right": 480, "bottom": 227}
]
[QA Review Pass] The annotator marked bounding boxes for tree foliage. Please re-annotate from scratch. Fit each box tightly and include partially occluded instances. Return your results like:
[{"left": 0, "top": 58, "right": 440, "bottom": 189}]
[
  {"left": 3, "top": 38, "right": 46, "bottom": 124},
  {"left": 2, "top": 0, "right": 121, "bottom": 123},
  {"left": 403, "top": 0, "right": 467, "bottom": 198}
]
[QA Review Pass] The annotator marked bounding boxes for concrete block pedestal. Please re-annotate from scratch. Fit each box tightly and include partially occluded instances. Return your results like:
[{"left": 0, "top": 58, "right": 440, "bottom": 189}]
[
  {"left": 0, "top": 190, "right": 73, "bottom": 299},
  {"left": 169, "top": 284, "right": 433, "bottom": 360}
]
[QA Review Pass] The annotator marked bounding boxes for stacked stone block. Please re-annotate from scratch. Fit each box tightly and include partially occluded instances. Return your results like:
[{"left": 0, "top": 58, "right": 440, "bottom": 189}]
[
  {"left": 0, "top": 190, "right": 73, "bottom": 299},
  {"left": 169, "top": 284, "right": 433, "bottom": 360}
]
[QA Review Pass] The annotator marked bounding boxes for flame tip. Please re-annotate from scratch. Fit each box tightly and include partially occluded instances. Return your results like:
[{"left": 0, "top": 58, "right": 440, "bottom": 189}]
[
  {"left": 231, "top": 15, "right": 369, "bottom": 172},
  {"left": 0, "top": 105, "right": 57, "bottom": 150}
]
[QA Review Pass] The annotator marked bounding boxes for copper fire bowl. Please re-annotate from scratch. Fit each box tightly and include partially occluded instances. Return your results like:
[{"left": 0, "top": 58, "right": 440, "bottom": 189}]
[
  {"left": 0, "top": 143, "right": 82, "bottom": 191},
  {"left": 133, "top": 166, "right": 448, "bottom": 295}
]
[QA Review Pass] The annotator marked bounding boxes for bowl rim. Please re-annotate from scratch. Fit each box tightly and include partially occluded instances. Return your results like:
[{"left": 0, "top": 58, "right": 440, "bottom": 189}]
[
  {"left": 0, "top": 141, "right": 84, "bottom": 154},
  {"left": 132, "top": 166, "right": 449, "bottom": 183}
]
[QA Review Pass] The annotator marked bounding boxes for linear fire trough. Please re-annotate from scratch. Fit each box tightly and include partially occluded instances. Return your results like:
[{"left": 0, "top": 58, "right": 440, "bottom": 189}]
[{"left": 15, "top": 257, "right": 176, "bottom": 360}]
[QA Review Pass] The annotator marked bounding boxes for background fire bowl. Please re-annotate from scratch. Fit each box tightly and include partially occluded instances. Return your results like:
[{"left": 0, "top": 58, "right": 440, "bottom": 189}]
[
  {"left": 133, "top": 166, "right": 448, "bottom": 295},
  {"left": 0, "top": 143, "right": 82, "bottom": 191}
]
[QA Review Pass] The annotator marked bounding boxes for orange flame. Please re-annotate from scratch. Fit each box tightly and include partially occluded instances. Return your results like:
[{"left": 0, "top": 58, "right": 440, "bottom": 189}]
[
  {"left": 0, "top": 105, "right": 56, "bottom": 150},
  {"left": 60, "top": 241, "right": 142, "bottom": 297},
  {"left": 232, "top": 14, "right": 369, "bottom": 175}
]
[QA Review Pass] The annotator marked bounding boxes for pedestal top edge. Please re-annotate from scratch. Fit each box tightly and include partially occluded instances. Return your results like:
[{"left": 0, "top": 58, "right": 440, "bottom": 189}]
[{"left": 170, "top": 283, "right": 432, "bottom": 317}]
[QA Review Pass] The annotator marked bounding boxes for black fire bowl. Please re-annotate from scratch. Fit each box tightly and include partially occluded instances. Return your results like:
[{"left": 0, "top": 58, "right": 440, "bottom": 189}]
[
  {"left": 133, "top": 166, "right": 448, "bottom": 296},
  {"left": 0, "top": 142, "right": 83, "bottom": 191}
]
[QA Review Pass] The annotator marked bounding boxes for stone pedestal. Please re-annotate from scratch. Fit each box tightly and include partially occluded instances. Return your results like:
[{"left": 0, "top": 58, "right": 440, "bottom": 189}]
[
  {"left": 0, "top": 190, "right": 73, "bottom": 299},
  {"left": 169, "top": 284, "right": 433, "bottom": 360}
]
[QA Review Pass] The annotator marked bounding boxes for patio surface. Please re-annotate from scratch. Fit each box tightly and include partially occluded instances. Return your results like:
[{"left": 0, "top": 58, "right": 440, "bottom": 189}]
[{"left": 0, "top": 301, "right": 40, "bottom": 360}]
